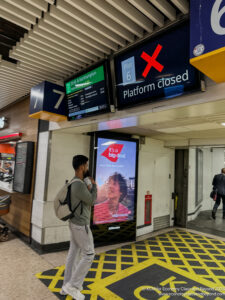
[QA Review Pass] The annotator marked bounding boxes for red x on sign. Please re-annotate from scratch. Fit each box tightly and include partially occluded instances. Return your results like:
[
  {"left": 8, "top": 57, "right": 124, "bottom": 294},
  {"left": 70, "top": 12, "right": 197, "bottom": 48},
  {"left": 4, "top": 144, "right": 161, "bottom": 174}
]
[{"left": 141, "top": 44, "right": 164, "bottom": 78}]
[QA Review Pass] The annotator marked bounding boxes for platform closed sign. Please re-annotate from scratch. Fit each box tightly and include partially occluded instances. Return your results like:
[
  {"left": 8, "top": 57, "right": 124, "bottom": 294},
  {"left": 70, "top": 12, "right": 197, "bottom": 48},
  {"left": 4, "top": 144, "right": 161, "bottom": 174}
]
[
  {"left": 29, "top": 81, "right": 67, "bottom": 122},
  {"left": 115, "top": 23, "right": 200, "bottom": 109},
  {"left": 190, "top": 0, "right": 225, "bottom": 82}
]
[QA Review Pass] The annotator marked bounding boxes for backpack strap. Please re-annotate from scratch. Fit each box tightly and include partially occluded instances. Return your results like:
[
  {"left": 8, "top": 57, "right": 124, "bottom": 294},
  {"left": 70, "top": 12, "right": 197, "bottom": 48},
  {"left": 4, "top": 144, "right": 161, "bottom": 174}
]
[
  {"left": 71, "top": 198, "right": 82, "bottom": 215},
  {"left": 69, "top": 178, "right": 83, "bottom": 185},
  {"left": 68, "top": 178, "right": 83, "bottom": 216}
]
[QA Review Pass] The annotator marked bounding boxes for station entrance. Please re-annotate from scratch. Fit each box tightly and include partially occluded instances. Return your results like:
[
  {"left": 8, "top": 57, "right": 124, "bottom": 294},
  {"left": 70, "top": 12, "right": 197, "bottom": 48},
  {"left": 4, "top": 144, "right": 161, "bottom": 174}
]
[
  {"left": 173, "top": 146, "right": 225, "bottom": 238},
  {"left": 185, "top": 146, "right": 225, "bottom": 238}
]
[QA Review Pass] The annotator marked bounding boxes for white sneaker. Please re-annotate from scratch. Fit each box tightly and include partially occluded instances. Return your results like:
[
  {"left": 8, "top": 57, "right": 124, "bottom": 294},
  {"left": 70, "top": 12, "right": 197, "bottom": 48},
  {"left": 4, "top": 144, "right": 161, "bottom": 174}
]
[
  {"left": 59, "top": 287, "right": 67, "bottom": 295},
  {"left": 60, "top": 284, "right": 83, "bottom": 294},
  {"left": 79, "top": 285, "right": 84, "bottom": 291},
  {"left": 64, "top": 283, "right": 85, "bottom": 300}
]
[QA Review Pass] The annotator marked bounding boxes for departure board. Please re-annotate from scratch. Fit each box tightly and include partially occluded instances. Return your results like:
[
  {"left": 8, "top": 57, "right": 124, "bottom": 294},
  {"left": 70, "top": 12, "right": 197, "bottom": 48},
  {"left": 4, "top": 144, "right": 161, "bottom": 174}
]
[{"left": 65, "top": 63, "right": 111, "bottom": 120}]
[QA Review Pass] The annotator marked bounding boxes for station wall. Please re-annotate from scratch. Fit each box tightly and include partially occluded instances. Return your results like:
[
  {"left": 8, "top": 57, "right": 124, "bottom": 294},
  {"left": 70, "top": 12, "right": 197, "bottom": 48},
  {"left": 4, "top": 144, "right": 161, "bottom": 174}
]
[
  {"left": 136, "top": 137, "right": 174, "bottom": 236},
  {"left": 31, "top": 132, "right": 175, "bottom": 245}
]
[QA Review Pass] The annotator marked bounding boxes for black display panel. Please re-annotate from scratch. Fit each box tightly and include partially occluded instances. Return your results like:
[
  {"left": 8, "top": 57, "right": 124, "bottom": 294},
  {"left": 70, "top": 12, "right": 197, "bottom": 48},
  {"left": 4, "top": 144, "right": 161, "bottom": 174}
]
[
  {"left": 13, "top": 142, "right": 34, "bottom": 194},
  {"left": 90, "top": 133, "right": 139, "bottom": 246},
  {"left": 65, "top": 61, "right": 111, "bottom": 120},
  {"left": 114, "top": 22, "right": 201, "bottom": 109}
]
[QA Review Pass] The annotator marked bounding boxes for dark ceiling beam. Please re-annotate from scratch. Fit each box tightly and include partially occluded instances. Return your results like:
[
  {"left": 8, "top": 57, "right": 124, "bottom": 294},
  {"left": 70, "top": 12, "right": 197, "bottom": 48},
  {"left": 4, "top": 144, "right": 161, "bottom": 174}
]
[
  {"left": 0, "top": 35, "right": 16, "bottom": 47},
  {"left": 0, "top": 17, "right": 27, "bottom": 64},
  {"left": 0, "top": 17, "right": 27, "bottom": 40}
]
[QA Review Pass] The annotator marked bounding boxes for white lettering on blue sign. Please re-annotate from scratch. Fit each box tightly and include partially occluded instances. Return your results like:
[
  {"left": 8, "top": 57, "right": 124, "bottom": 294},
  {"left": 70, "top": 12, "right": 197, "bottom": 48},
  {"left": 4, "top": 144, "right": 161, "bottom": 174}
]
[
  {"left": 53, "top": 89, "right": 65, "bottom": 109},
  {"left": 32, "top": 89, "right": 42, "bottom": 109},
  {"left": 123, "top": 70, "right": 189, "bottom": 100},
  {"left": 211, "top": 0, "right": 225, "bottom": 35}
]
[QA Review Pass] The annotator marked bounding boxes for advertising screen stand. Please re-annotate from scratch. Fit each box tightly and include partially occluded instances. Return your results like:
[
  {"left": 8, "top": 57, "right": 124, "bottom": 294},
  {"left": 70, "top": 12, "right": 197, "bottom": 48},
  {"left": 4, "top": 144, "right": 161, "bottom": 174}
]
[{"left": 90, "top": 132, "right": 139, "bottom": 246}]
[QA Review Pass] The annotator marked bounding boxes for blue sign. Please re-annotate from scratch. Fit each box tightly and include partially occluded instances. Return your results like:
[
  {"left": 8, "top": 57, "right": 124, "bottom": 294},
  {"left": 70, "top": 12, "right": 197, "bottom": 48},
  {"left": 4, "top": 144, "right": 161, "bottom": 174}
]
[
  {"left": 115, "top": 23, "right": 199, "bottom": 109},
  {"left": 190, "top": 0, "right": 225, "bottom": 58},
  {"left": 30, "top": 81, "right": 66, "bottom": 117}
]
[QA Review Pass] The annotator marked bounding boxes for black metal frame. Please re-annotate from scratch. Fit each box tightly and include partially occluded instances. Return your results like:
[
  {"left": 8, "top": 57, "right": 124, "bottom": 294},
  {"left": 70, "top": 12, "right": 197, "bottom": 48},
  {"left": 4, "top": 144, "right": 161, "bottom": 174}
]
[
  {"left": 64, "top": 60, "right": 113, "bottom": 121},
  {"left": 89, "top": 131, "right": 139, "bottom": 246}
]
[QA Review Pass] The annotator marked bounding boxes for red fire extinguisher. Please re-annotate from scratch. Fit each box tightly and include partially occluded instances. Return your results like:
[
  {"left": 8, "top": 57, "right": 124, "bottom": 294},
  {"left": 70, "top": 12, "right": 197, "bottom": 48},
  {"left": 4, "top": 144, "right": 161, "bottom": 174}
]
[{"left": 145, "top": 191, "right": 152, "bottom": 225}]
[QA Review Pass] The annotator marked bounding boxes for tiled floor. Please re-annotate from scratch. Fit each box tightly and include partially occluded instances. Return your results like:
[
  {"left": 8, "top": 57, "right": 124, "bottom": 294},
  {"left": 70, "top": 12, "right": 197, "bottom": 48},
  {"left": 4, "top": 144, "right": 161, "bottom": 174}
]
[
  {"left": 0, "top": 235, "right": 57, "bottom": 300},
  {"left": 1, "top": 227, "right": 225, "bottom": 300},
  {"left": 188, "top": 209, "right": 225, "bottom": 238},
  {"left": 0, "top": 227, "right": 173, "bottom": 300}
]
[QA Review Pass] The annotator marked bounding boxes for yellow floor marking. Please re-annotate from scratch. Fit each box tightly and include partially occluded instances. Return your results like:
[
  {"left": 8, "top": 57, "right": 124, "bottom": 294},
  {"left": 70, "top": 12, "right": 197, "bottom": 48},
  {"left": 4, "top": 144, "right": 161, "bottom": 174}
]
[
  {"left": 201, "top": 235, "right": 225, "bottom": 257},
  {"left": 48, "top": 266, "right": 64, "bottom": 291},
  {"left": 36, "top": 229, "right": 225, "bottom": 299},
  {"left": 131, "top": 242, "right": 139, "bottom": 265},
  {"left": 175, "top": 231, "right": 220, "bottom": 281},
  {"left": 116, "top": 248, "right": 121, "bottom": 273},
  {"left": 88, "top": 258, "right": 225, "bottom": 299},
  {"left": 163, "top": 232, "right": 197, "bottom": 276},
  {"left": 155, "top": 236, "right": 172, "bottom": 265},
  {"left": 95, "top": 252, "right": 106, "bottom": 280},
  {"left": 176, "top": 231, "right": 225, "bottom": 286}
]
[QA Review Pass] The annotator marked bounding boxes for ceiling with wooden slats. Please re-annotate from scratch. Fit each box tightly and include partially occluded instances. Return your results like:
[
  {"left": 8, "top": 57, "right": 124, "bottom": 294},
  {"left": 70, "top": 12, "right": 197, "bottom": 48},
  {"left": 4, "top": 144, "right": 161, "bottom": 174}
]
[{"left": 0, "top": 0, "right": 189, "bottom": 110}]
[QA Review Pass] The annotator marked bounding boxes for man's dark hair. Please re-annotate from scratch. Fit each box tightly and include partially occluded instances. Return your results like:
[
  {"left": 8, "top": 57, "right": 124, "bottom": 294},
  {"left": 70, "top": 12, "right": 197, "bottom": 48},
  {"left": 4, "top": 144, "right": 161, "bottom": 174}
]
[
  {"left": 221, "top": 168, "right": 225, "bottom": 174},
  {"left": 72, "top": 155, "right": 88, "bottom": 171},
  {"left": 108, "top": 172, "right": 127, "bottom": 202}
]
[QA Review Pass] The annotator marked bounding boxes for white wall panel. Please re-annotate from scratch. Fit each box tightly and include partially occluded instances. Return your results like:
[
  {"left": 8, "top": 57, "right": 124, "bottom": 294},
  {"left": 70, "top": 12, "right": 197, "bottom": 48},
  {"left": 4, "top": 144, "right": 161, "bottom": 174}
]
[
  {"left": 202, "top": 149, "right": 214, "bottom": 212},
  {"left": 39, "top": 132, "right": 90, "bottom": 244},
  {"left": 31, "top": 224, "right": 43, "bottom": 244},
  {"left": 46, "top": 132, "right": 90, "bottom": 202},
  {"left": 136, "top": 137, "right": 174, "bottom": 236},
  {"left": 31, "top": 131, "right": 50, "bottom": 242},
  {"left": 44, "top": 225, "right": 70, "bottom": 244},
  {"left": 33, "top": 132, "right": 49, "bottom": 202},
  {"left": 37, "top": 133, "right": 174, "bottom": 244}
]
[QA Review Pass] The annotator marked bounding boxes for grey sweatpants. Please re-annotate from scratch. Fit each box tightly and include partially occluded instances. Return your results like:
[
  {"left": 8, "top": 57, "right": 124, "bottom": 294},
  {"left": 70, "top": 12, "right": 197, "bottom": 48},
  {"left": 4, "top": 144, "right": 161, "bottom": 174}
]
[{"left": 63, "top": 222, "right": 95, "bottom": 289}]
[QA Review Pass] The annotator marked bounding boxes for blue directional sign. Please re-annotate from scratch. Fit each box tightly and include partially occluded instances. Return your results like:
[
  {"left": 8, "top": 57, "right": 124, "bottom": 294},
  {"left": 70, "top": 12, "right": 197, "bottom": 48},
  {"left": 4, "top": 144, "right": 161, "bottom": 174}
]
[
  {"left": 190, "top": 0, "right": 225, "bottom": 58},
  {"left": 190, "top": 0, "right": 225, "bottom": 82},
  {"left": 29, "top": 81, "right": 67, "bottom": 122}
]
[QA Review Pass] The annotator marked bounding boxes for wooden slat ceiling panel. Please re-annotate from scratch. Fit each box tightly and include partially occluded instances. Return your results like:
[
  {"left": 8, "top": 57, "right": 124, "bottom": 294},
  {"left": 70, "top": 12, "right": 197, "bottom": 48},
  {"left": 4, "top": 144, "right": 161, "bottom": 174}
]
[{"left": 0, "top": 0, "right": 189, "bottom": 109}]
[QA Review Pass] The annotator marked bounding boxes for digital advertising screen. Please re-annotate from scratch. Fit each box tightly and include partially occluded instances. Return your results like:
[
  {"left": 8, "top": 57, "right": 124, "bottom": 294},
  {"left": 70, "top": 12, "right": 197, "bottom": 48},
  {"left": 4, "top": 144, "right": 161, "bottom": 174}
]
[
  {"left": 114, "top": 22, "right": 201, "bottom": 109},
  {"left": 65, "top": 62, "right": 111, "bottom": 120},
  {"left": 93, "top": 137, "right": 137, "bottom": 226}
]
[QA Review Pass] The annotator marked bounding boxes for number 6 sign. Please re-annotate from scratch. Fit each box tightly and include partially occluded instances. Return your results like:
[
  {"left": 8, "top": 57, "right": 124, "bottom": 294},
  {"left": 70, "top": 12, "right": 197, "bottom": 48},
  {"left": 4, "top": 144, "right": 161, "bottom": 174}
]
[
  {"left": 29, "top": 81, "right": 67, "bottom": 122},
  {"left": 190, "top": 0, "right": 225, "bottom": 83},
  {"left": 211, "top": 0, "right": 225, "bottom": 35}
]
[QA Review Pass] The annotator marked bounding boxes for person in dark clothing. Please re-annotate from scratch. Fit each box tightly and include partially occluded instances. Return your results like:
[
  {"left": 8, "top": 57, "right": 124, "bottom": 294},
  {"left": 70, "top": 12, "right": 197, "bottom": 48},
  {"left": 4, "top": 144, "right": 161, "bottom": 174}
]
[
  {"left": 0, "top": 162, "right": 12, "bottom": 175},
  {"left": 212, "top": 168, "right": 225, "bottom": 219}
]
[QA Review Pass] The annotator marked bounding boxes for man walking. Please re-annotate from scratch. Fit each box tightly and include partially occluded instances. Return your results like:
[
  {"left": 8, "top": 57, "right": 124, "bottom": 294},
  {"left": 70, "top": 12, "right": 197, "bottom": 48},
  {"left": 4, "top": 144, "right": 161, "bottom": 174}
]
[
  {"left": 212, "top": 168, "right": 225, "bottom": 220},
  {"left": 61, "top": 155, "right": 97, "bottom": 300}
]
